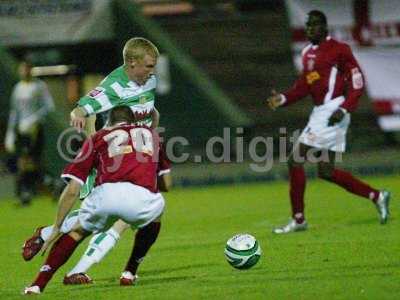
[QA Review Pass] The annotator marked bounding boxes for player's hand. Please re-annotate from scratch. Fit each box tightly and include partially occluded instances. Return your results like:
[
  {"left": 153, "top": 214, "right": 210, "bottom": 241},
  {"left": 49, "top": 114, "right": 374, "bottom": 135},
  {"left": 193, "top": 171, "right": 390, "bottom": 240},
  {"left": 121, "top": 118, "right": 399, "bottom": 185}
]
[
  {"left": 41, "top": 228, "right": 62, "bottom": 256},
  {"left": 266, "top": 90, "right": 283, "bottom": 110},
  {"left": 328, "top": 109, "right": 345, "bottom": 126},
  {"left": 70, "top": 108, "right": 87, "bottom": 132},
  {"left": 70, "top": 116, "right": 86, "bottom": 132}
]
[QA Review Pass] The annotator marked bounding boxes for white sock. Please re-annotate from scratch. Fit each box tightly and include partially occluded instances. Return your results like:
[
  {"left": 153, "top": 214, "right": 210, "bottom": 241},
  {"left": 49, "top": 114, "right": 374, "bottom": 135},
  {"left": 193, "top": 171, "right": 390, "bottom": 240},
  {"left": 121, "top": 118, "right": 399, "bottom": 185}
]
[
  {"left": 41, "top": 210, "right": 80, "bottom": 242},
  {"left": 60, "top": 210, "right": 80, "bottom": 233},
  {"left": 67, "top": 228, "right": 120, "bottom": 276},
  {"left": 40, "top": 225, "right": 54, "bottom": 241}
]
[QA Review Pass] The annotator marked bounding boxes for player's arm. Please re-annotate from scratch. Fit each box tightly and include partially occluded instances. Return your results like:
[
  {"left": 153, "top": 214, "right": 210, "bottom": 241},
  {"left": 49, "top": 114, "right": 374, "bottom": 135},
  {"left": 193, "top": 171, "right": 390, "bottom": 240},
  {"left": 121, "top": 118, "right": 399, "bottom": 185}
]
[
  {"left": 71, "top": 83, "right": 119, "bottom": 132},
  {"left": 157, "top": 142, "right": 172, "bottom": 192},
  {"left": 70, "top": 106, "right": 88, "bottom": 132},
  {"left": 338, "top": 44, "right": 364, "bottom": 113},
  {"left": 36, "top": 81, "right": 55, "bottom": 118},
  {"left": 59, "top": 137, "right": 96, "bottom": 221},
  {"left": 53, "top": 179, "right": 81, "bottom": 229},
  {"left": 41, "top": 178, "right": 82, "bottom": 254},
  {"left": 42, "top": 137, "right": 95, "bottom": 253},
  {"left": 158, "top": 172, "right": 172, "bottom": 192},
  {"left": 5, "top": 89, "right": 18, "bottom": 153},
  {"left": 70, "top": 107, "right": 97, "bottom": 136},
  {"left": 85, "top": 115, "right": 97, "bottom": 136},
  {"left": 266, "top": 74, "right": 309, "bottom": 110},
  {"left": 151, "top": 107, "right": 160, "bottom": 129},
  {"left": 328, "top": 45, "right": 365, "bottom": 126}
]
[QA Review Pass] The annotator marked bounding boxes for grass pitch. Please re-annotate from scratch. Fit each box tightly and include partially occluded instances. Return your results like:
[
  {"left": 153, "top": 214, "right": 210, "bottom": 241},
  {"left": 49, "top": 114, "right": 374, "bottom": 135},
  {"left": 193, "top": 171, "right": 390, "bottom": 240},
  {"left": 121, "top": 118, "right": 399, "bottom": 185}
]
[{"left": 0, "top": 176, "right": 398, "bottom": 299}]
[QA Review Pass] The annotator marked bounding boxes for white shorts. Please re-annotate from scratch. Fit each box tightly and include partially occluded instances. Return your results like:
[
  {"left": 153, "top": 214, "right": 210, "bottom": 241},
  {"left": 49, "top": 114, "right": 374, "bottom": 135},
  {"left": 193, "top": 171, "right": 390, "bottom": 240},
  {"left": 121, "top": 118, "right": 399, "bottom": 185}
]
[
  {"left": 60, "top": 209, "right": 80, "bottom": 233},
  {"left": 297, "top": 96, "right": 350, "bottom": 152},
  {"left": 79, "top": 182, "right": 165, "bottom": 233}
]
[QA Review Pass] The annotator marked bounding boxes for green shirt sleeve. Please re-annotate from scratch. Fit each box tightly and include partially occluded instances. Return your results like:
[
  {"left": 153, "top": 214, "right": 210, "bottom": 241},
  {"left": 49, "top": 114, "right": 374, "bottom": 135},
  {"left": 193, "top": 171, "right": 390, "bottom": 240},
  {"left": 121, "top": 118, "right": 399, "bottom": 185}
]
[{"left": 77, "top": 79, "right": 121, "bottom": 115}]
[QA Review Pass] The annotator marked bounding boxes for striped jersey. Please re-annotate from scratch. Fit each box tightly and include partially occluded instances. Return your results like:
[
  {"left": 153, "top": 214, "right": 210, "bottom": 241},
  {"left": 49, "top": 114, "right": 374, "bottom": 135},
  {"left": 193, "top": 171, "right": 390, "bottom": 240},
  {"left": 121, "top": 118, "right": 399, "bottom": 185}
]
[
  {"left": 282, "top": 36, "right": 364, "bottom": 112},
  {"left": 78, "top": 66, "right": 156, "bottom": 126}
]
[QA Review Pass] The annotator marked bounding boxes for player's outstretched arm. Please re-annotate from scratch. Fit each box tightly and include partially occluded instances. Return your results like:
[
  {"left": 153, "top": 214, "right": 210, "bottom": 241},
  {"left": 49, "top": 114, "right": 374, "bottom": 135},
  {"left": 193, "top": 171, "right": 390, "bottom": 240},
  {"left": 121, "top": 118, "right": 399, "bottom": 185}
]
[{"left": 266, "top": 90, "right": 284, "bottom": 110}]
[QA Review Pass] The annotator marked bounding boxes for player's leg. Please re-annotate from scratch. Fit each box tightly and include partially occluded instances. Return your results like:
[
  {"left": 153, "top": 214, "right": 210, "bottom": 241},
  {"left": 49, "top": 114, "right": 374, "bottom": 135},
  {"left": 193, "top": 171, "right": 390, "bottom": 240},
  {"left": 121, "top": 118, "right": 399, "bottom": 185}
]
[
  {"left": 25, "top": 185, "right": 116, "bottom": 294},
  {"left": 16, "top": 153, "right": 36, "bottom": 205},
  {"left": 61, "top": 169, "right": 101, "bottom": 284},
  {"left": 317, "top": 151, "right": 390, "bottom": 224},
  {"left": 64, "top": 219, "right": 130, "bottom": 284},
  {"left": 105, "top": 183, "right": 165, "bottom": 285},
  {"left": 273, "top": 142, "right": 309, "bottom": 234},
  {"left": 22, "top": 210, "right": 80, "bottom": 261},
  {"left": 16, "top": 128, "right": 42, "bottom": 204},
  {"left": 24, "top": 227, "right": 90, "bottom": 294},
  {"left": 121, "top": 217, "right": 162, "bottom": 286}
]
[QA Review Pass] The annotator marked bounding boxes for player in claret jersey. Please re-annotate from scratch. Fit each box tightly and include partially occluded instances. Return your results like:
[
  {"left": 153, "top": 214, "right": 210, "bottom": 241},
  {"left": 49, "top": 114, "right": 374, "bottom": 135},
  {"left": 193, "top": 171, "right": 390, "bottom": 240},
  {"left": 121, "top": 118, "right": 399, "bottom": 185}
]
[
  {"left": 22, "top": 140, "right": 171, "bottom": 285},
  {"left": 23, "top": 106, "right": 170, "bottom": 295},
  {"left": 266, "top": 10, "right": 390, "bottom": 234}
]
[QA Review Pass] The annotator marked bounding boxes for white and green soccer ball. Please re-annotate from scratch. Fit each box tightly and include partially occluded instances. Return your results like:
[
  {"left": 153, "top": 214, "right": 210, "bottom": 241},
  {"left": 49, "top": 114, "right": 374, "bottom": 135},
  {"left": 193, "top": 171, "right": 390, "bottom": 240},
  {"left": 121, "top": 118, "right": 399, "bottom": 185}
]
[{"left": 224, "top": 234, "right": 261, "bottom": 269}]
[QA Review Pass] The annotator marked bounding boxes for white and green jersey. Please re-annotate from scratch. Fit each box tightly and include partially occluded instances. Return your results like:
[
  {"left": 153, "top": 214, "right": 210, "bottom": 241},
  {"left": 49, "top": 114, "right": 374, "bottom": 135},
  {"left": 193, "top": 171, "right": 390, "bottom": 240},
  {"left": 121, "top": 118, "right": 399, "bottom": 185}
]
[
  {"left": 78, "top": 66, "right": 156, "bottom": 126},
  {"left": 77, "top": 66, "right": 157, "bottom": 199}
]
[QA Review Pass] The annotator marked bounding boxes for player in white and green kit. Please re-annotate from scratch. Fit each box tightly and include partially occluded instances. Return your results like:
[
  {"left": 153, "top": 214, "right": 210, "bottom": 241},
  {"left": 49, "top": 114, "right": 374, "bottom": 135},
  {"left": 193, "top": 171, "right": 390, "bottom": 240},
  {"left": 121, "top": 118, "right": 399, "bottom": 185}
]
[
  {"left": 76, "top": 62, "right": 159, "bottom": 199},
  {"left": 77, "top": 64, "right": 157, "bottom": 127},
  {"left": 67, "top": 37, "right": 162, "bottom": 285}
]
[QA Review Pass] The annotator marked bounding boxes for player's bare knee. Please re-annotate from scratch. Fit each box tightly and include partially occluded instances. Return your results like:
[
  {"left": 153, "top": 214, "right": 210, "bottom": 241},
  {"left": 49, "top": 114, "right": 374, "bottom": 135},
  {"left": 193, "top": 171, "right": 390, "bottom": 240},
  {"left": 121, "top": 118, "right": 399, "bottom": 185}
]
[
  {"left": 69, "top": 229, "right": 90, "bottom": 241},
  {"left": 112, "top": 219, "right": 131, "bottom": 234}
]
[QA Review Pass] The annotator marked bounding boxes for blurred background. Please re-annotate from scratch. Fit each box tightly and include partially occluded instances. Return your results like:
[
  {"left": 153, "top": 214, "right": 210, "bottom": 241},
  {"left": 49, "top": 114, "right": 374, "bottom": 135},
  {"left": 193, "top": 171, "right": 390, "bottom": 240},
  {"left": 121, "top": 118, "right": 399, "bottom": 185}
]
[{"left": 0, "top": 0, "right": 399, "bottom": 201}]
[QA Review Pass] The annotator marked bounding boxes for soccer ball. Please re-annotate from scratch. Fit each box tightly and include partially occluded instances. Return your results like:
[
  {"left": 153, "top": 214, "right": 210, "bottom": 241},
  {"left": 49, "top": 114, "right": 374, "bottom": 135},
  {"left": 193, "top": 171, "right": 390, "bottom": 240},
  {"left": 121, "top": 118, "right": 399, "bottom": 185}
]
[{"left": 224, "top": 234, "right": 261, "bottom": 269}]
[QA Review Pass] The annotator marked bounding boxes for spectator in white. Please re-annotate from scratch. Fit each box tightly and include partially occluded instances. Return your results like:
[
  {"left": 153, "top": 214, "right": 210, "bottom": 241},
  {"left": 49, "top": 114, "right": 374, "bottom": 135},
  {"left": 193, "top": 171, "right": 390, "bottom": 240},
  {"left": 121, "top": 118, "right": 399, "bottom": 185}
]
[{"left": 4, "top": 60, "right": 54, "bottom": 205}]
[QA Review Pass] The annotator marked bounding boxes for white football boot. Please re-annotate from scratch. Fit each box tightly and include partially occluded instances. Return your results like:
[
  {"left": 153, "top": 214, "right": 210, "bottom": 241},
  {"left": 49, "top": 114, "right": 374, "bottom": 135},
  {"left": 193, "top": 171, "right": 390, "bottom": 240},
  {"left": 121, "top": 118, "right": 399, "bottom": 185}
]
[
  {"left": 273, "top": 219, "right": 308, "bottom": 234},
  {"left": 23, "top": 285, "right": 40, "bottom": 295},
  {"left": 375, "top": 190, "right": 391, "bottom": 224},
  {"left": 120, "top": 271, "right": 139, "bottom": 286}
]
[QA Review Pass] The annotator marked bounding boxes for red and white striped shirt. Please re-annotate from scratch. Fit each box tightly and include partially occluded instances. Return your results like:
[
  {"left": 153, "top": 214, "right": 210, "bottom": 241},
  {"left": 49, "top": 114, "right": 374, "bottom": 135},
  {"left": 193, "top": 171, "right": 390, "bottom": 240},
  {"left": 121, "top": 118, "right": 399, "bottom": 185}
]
[{"left": 282, "top": 36, "right": 364, "bottom": 112}]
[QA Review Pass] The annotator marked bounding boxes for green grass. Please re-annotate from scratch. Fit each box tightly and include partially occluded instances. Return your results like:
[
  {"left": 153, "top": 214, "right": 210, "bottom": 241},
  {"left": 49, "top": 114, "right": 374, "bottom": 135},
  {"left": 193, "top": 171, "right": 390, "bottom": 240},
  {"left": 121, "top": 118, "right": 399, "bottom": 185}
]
[{"left": 0, "top": 176, "right": 399, "bottom": 299}]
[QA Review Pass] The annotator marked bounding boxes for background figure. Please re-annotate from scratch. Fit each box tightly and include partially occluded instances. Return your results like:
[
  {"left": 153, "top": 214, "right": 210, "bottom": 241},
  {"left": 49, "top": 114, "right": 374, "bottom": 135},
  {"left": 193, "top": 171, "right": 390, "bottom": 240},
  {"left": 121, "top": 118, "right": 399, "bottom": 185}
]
[{"left": 4, "top": 60, "right": 54, "bottom": 205}]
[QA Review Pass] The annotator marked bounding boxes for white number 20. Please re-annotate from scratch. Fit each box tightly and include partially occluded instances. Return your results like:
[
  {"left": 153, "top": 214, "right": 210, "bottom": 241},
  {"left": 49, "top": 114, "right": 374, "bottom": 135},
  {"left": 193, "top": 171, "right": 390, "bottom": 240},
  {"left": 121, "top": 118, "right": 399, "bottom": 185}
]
[{"left": 103, "top": 128, "right": 154, "bottom": 158}]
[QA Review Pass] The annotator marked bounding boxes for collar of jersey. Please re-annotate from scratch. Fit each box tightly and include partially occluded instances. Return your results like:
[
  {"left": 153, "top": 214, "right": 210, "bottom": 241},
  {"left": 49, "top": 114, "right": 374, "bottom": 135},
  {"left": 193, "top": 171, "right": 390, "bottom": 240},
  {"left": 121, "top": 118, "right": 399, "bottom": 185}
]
[{"left": 311, "top": 36, "right": 331, "bottom": 50}]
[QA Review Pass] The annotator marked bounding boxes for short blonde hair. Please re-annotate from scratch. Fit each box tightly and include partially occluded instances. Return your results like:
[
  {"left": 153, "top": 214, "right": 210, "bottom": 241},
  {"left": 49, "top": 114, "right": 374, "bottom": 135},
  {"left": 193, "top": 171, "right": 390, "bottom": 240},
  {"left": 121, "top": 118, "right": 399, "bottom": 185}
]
[{"left": 123, "top": 37, "right": 159, "bottom": 64}]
